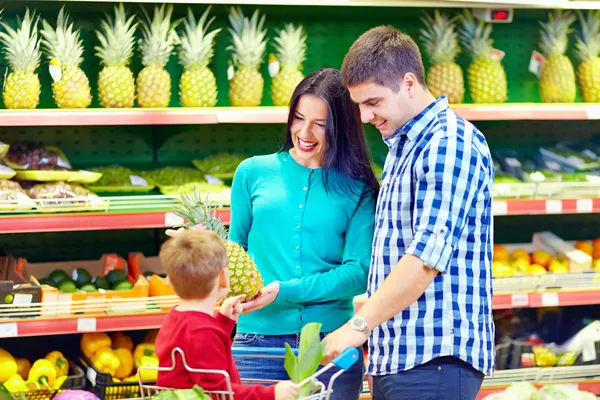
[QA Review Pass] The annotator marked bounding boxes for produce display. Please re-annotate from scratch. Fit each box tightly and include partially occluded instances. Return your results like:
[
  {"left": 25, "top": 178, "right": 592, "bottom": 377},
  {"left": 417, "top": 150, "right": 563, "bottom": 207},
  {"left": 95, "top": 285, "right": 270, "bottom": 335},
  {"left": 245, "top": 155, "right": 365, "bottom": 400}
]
[
  {"left": 5, "top": 141, "right": 70, "bottom": 171},
  {"left": 192, "top": 153, "right": 247, "bottom": 177},
  {"left": 492, "top": 245, "right": 570, "bottom": 276},
  {"left": 140, "top": 166, "right": 207, "bottom": 188},
  {"left": 270, "top": 23, "right": 307, "bottom": 107},
  {"left": 575, "top": 11, "right": 600, "bottom": 103},
  {"left": 173, "top": 188, "right": 264, "bottom": 301},
  {"left": 0, "top": 348, "right": 72, "bottom": 391},
  {"left": 87, "top": 166, "right": 151, "bottom": 189},
  {"left": 0, "top": 180, "right": 28, "bottom": 201},
  {"left": 38, "top": 267, "right": 133, "bottom": 293}
]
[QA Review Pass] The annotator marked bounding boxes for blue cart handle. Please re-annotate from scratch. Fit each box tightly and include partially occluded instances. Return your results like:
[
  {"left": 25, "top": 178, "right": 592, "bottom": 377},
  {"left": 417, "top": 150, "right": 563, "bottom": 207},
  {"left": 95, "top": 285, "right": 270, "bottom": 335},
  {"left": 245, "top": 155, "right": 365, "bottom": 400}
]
[{"left": 231, "top": 347, "right": 360, "bottom": 371}]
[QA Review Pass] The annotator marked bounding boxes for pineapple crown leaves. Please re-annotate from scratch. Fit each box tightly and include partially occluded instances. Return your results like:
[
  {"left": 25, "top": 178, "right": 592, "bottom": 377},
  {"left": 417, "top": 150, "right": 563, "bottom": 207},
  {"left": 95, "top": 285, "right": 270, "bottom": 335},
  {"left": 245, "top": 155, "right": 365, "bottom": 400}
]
[
  {"left": 227, "top": 7, "right": 267, "bottom": 69},
  {"left": 40, "top": 6, "right": 85, "bottom": 67},
  {"left": 173, "top": 187, "right": 229, "bottom": 240},
  {"left": 539, "top": 10, "right": 576, "bottom": 58},
  {"left": 0, "top": 8, "right": 42, "bottom": 73},
  {"left": 94, "top": 3, "right": 138, "bottom": 67},
  {"left": 178, "top": 6, "right": 222, "bottom": 70},
  {"left": 458, "top": 8, "right": 494, "bottom": 60},
  {"left": 138, "top": 4, "right": 182, "bottom": 68},
  {"left": 272, "top": 23, "right": 307, "bottom": 69},
  {"left": 419, "top": 10, "right": 461, "bottom": 64},
  {"left": 575, "top": 10, "right": 600, "bottom": 62}
]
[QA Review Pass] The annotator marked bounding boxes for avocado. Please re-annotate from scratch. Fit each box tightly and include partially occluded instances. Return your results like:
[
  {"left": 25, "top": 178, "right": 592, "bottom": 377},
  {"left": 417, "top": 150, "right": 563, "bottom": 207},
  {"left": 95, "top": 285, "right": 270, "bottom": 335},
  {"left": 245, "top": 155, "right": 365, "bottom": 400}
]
[
  {"left": 49, "top": 269, "right": 70, "bottom": 285},
  {"left": 38, "top": 278, "right": 56, "bottom": 287},
  {"left": 79, "top": 283, "right": 98, "bottom": 293},
  {"left": 106, "top": 269, "right": 128, "bottom": 286},
  {"left": 92, "top": 276, "right": 110, "bottom": 290},
  {"left": 72, "top": 268, "right": 93, "bottom": 288},
  {"left": 112, "top": 280, "right": 134, "bottom": 291},
  {"left": 58, "top": 279, "right": 77, "bottom": 293}
]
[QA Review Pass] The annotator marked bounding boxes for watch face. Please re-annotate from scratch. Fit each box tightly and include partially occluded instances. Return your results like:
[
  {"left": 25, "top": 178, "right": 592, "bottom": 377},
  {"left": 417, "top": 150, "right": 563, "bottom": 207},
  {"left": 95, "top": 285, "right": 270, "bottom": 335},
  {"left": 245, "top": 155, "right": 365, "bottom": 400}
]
[{"left": 352, "top": 317, "right": 365, "bottom": 329}]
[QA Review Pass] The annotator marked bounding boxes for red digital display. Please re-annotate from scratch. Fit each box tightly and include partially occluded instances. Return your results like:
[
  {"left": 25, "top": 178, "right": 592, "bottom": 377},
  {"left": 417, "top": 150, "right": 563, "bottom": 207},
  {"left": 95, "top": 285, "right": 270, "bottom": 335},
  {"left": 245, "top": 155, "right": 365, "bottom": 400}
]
[{"left": 491, "top": 10, "right": 510, "bottom": 20}]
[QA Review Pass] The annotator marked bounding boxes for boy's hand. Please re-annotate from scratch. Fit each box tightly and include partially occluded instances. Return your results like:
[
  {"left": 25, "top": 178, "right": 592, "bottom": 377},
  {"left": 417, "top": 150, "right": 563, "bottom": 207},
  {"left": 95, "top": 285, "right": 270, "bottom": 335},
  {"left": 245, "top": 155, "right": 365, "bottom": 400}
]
[
  {"left": 219, "top": 295, "right": 246, "bottom": 321},
  {"left": 274, "top": 381, "right": 299, "bottom": 400},
  {"left": 165, "top": 224, "right": 206, "bottom": 238}
]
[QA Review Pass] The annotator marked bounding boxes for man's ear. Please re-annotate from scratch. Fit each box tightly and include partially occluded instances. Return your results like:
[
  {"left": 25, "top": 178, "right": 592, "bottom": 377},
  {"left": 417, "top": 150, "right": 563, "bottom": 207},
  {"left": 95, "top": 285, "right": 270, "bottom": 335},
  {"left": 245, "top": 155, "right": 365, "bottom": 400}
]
[{"left": 402, "top": 73, "right": 420, "bottom": 98}]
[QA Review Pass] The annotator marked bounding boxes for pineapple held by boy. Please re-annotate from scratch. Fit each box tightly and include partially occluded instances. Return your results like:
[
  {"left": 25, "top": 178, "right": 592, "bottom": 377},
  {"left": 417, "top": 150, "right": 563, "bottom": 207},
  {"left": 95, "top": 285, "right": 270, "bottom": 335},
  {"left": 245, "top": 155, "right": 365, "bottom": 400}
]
[
  {"left": 539, "top": 10, "right": 577, "bottom": 103},
  {"left": 173, "top": 189, "right": 264, "bottom": 301},
  {"left": 137, "top": 4, "right": 180, "bottom": 108},
  {"left": 575, "top": 11, "right": 600, "bottom": 102},
  {"left": 0, "top": 9, "right": 42, "bottom": 109},
  {"left": 459, "top": 9, "right": 507, "bottom": 103},
  {"left": 419, "top": 10, "right": 464, "bottom": 104},
  {"left": 271, "top": 23, "right": 307, "bottom": 107},
  {"left": 95, "top": 3, "right": 138, "bottom": 108},
  {"left": 227, "top": 7, "right": 267, "bottom": 107},
  {"left": 178, "top": 7, "right": 221, "bottom": 108},
  {"left": 40, "top": 6, "right": 92, "bottom": 108}
]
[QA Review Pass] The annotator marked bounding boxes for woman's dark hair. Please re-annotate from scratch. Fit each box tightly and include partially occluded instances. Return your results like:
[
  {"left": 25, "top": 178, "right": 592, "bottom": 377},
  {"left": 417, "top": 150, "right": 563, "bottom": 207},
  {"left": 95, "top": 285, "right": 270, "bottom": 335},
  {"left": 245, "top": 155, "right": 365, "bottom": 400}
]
[{"left": 280, "top": 67, "right": 380, "bottom": 203}]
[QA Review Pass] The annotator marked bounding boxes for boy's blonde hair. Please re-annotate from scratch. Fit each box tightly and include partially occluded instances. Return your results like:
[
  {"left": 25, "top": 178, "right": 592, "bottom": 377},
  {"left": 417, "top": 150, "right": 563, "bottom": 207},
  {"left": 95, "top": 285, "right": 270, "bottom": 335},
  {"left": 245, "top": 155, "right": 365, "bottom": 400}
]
[{"left": 159, "top": 229, "right": 227, "bottom": 299}]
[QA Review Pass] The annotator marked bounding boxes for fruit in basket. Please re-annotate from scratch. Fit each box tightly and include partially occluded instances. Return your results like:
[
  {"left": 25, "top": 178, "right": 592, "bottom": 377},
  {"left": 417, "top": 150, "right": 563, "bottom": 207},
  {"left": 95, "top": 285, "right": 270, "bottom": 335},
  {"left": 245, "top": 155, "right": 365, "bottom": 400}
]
[
  {"left": 6, "top": 142, "right": 69, "bottom": 171},
  {"left": 271, "top": 23, "right": 307, "bottom": 106},
  {"left": 533, "top": 346, "right": 558, "bottom": 367},
  {"left": 49, "top": 269, "right": 70, "bottom": 285},
  {"left": 493, "top": 261, "right": 514, "bottom": 277},
  {"left": 227, "top": 7, "right": 267, "bottom": 106},
  {"left": 106, "top": 269, "right": 128, "bottom": 286},
  {"left": 527, "top": 264, "right": 548, "bottom": 275},
  {"left": 15, "top": 359, "right": 31, "bottom": 380},
  {"left": 91, "top": 348, "right": 120, "bottom": 376},
  {"left": 92, "top": 277, "right": 110, "bottom": 290},
  {"left": 511, "top": 258, "right": 530, "bottom": 274},
  {"left": 57, "top": 279, "right": 77, "bottom": 293},
  {"left": 113, "top": 348, "right": 134, "bottom": 379},
  {"left": 113, "top": 280, "right": 134, "bottom": 291},
  {"left": 3, "top": 374, "right": 39, "bottom": 392},
  {"left": 549, "top": 259, "right": 569, "bottom": 273},
  {"left": 137, "top": 4, "right": 180, "bottom": 108},
  {"left": 40, "top": 7, "right": 92, "bottom": 108},
  {"left": 79, "top": 284, "right": 98, "bottom": 293},
  {"left": 95, "top": 3, "right": 138, "bottom": 108},
  {"left": 0, "top": 9, "right": 42, "bottom": 109},
  {"left": 173, "top": 189, "right": 264, "bottom": 301},
  {"left": 575, "top": 240, "right": 594, "bottom": 256},
  {"left": 44, "top": 351, "right": 68, "bottom": 377},
  {"left": 52, "top": 375, "right": 67, "bottom": 389},
  {"left": 575, "top": 11, "right": 600, "bottom": 102},
  {"left": 419, "top": 10, "right": 464, "bottom": 104},
  {"left": 138, "top": 357, "right": 159, "bottom": 381},
  {"left": 72, "top": 268, "right": 92, "bottom": 288},
  {"left": 458, "top": 9, "right": 507, "bottom": 103},
  {"left": 511, "top": 249, "right": 531, "bottom": 262},
  {"left": 81, "top": 332, "right": 111, "bottom": 359},
  {"left": 532, "top": 249, "right": 552, "bottom": 269},
  {"left": 133, "top": 343, "right": 156, "bottom": 368},
  {"left": 538, "top": 10, "right": 577, "bottom": 103},
  {"left": 28, "top": 359, "right": 56, "bottom": 389},
  {"left": 28, "top": 182, "right": 92, "bottom": 200},
  {"left": 111, "top": 332, "right": 134, "bottom": 352},
  {"left": 493, "top": 245, "right": 510, "bottom": 262},
  {"left": 178, "top": 7, "right": 221, "bottom": 107},
  {"left": 0, "top": 349, "right": 17, "bottom": 383}
]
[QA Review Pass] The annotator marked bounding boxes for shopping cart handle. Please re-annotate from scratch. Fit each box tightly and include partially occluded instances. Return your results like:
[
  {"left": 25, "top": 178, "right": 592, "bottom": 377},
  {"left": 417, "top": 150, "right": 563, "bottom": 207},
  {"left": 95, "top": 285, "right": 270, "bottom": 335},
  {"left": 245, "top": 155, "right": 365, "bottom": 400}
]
[{"left": 332, "top": 348, "right": 359, "bottom": 371}]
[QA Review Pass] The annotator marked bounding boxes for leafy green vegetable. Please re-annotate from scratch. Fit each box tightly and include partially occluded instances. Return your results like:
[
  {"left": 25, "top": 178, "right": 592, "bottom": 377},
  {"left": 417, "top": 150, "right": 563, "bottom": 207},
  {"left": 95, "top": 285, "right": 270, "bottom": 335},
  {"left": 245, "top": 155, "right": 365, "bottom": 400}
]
[
  {"left": 152, "top": 385, "right": 211, "bottom": 400},
  {"left": 284, "top": 322, "right": 326, "bottom": 399}
]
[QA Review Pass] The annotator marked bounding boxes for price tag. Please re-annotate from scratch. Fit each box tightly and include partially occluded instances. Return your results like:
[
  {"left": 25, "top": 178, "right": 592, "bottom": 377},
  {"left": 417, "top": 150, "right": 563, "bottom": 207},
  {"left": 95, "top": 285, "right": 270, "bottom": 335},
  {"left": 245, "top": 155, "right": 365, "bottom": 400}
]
[
  {"left": 541, "top": 292, "right": 559, "bottom": 307},
  {"left": 582, "top": 341, "right": 598, "bottom": 362},
  {"left": 493, "top": 201, "right": 508, "bottom": 215},
  {"left": 529, "top": 50, "right": 545, "bottom": 77},
  {"left": 577, "top": 199, "right": 594, "bottom": 213},
  {"left": 545, "top": 200, "right": 562, "bottom": 214},
  {"left": 129, "top": 175, "right": 148, "bottom": 187},
  {"left": 0, "top": 165, "right": 13, "bottom": 172},
  {"left": 165, "top": 212, "right": 184, "bottom": 226},
  {"left": 0, "top": 322, "right": 18, "bottom": 338},
  {"left": 13, "top": 294, "right": 33, "bottom": 305},
  {"left": 491, "top": 48, "right": 506, "bottom": 62},
  {"left": 511, "top": 293, "right": 529, "bottom": 307},
  {"left": 56, "top": 156, "right": 71, "bottom": 169},
  {"left": 77, "top": 318, "right": 97, "bottom": 332},
  {"left": 205, "top": 174, "right": 224, "bottom": 185},
  {"left": 87, "top": 367, "right": 97, "bottom": 387}
]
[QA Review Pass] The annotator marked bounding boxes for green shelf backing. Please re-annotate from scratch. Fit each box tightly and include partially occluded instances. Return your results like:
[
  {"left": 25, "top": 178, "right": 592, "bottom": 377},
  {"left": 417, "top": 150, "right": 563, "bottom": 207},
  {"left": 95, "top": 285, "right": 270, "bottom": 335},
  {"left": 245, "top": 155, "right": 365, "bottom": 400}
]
[{"left": 0, "top": 3, "right": 588, "bottom": 108}]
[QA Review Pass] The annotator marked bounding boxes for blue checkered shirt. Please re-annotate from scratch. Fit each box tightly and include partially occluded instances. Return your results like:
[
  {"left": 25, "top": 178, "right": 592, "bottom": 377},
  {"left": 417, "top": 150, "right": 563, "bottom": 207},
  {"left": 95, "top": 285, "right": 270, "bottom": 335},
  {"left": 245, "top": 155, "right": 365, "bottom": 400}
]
[{"left": 366, "top": 96, "right": 495, "bottom": 377}]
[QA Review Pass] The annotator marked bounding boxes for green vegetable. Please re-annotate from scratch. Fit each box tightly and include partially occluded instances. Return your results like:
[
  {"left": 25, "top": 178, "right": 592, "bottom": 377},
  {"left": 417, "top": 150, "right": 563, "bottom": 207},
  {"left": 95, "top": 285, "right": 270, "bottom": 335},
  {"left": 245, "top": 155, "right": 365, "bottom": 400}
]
[
  {"left": 79, "top": 284, "right": 98, "bottom": 293},
  {"left": 192, "top": 153, "right": 246, "bottom": 176},
  {"left": 58, "top": 279, "right": 77, "bottom": 293},
  {"left": 112, "top": 280, "right": 134, "bottom": 291},
  {"left": 152, "top": 385, "right": 211, "bottom": 399},
  {"left": 89, "top": 166, "right": 141, "bottom": 187},
  {"left": 284, "top": 322, "right": 325, "bottom": 398},
  {"left": 49, "top": 270, "right": 70, "bottom": 285},
  {"left": 106, "top": 269, "right": 127, "bottom": 286},
  {"left": 140, "top": 167, "right": 206, "bottom": 187},
  {"left": 92, "top": 277, "right": 110, "bottom": 290},
  {"left": 72, "top": 268, "right": 92, "bottom": 288}
]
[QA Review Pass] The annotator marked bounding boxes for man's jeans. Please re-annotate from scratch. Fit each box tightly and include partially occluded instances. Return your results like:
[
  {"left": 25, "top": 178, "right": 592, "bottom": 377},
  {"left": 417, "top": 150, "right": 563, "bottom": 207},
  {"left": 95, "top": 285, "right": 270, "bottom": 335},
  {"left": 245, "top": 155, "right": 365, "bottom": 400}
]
[
  {"left": 372, "top": 356, "right": 485, "bottom": 400},
  {"left": 233, "top": 333, "right": 365, "bottom": 400}
]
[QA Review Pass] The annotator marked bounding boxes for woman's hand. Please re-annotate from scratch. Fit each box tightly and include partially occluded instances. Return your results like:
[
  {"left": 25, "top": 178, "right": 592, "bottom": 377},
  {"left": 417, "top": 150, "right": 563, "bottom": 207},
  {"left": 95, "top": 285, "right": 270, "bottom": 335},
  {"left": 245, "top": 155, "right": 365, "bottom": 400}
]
[
  {"left": 165, "top": 224, "right": 206, "bottom": 237},
  {"left": 219, "top": 295, "right": 246, "bottom": 321},
  {"left": 241, "top": 282, "right": 280, "bottom": 314}
]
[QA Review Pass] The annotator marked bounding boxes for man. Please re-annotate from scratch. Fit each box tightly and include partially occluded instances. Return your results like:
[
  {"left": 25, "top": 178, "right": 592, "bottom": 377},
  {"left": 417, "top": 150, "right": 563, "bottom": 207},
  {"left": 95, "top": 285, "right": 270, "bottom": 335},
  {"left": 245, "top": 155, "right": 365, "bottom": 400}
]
[{"left": 323, "top": 26, "right": 495, "bottom": 400}]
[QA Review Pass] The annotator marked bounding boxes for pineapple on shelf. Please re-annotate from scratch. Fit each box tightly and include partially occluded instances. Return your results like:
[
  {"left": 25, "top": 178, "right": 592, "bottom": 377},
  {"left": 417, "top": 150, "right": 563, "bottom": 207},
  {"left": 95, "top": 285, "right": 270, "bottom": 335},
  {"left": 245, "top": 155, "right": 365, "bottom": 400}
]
[
  {"left": 575, "top": 10, "right": 600, "bottom": 103},
  {"left": 94, "top": 3, "right": 138, "bottom": 108},
  {"left": 136, "top": 4, "right": 180, "bottom": 108},
  {"left": 227, "top": 7, "right": 268, "bottom": 107},
  {"left": 40, "top": 6, "right": 92, "bottom": 109},
  {"left": 271, "top": 23, "right": 307, "bottom": 107},
  {"left": 458, "top": 9, "right": 507, "bottom": 104},
  {"left": 538, "top": 10, "right": 577, "bottom": 103},
  {"left": 178, "top": 6, "right": 221, "bottom": 108},
  {"left": 173, "top": 188, "right": 264, "bottom": 301},
  {"left": 0, "top": 8, "right": 42, "bottom": 109},
  {"left": 419, "top": 10, "right": 464, "bottom": 104}
]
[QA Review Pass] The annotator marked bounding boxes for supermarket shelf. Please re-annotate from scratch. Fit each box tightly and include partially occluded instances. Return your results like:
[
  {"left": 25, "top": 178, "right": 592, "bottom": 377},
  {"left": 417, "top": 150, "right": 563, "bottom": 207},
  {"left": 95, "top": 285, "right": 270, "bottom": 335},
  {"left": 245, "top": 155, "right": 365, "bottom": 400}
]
[
  {"left": 7, "top": 103, "right": 600, "bottom": 126},
  {"left": 493, "top": 198, "right": 600, "bottom": 216},
  {"left": 476, "top": 381, "right": 600, "bottom": 399}
]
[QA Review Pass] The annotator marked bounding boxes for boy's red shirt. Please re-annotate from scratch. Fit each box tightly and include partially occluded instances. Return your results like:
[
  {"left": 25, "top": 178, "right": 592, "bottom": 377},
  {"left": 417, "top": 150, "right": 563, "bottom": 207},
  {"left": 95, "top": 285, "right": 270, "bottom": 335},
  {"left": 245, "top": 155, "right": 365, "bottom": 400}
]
[{"left": 155, "top": 308, "right": 275, "bottom": 400}]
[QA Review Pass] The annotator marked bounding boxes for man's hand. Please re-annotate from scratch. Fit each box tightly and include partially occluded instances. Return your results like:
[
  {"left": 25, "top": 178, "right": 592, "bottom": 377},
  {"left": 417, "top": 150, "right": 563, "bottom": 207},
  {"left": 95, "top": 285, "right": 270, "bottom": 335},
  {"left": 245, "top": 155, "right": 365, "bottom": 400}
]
[
  {"left": 241, "top": 282, "right": 280, "bottom": 314},
  {"left": 219, "top": 295, "right": 246, "bottom": 321},
  {"left": 165, "top": 224, "right": 206, "bottom": 237},
  {"left": 322, "top": 323, "right": 367, "bottom": 365}
]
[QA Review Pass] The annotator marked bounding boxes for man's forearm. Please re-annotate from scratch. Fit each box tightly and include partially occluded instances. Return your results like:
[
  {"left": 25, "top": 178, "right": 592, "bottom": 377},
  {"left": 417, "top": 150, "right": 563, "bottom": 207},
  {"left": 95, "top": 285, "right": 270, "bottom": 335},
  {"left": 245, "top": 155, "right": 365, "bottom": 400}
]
[{"left": 356, "top": 254, "right": 439, "bottom": 329}]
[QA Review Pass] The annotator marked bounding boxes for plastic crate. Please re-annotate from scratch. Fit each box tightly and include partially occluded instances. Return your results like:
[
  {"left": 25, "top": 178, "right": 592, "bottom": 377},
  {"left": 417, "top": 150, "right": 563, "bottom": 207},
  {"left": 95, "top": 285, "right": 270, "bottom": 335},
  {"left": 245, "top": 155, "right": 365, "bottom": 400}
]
[
  {"left": 16, "top": 359, "right": 85, "bottom": 400},
  {"left": 79, "top": 355, "right": 154, "bottom": 400}
]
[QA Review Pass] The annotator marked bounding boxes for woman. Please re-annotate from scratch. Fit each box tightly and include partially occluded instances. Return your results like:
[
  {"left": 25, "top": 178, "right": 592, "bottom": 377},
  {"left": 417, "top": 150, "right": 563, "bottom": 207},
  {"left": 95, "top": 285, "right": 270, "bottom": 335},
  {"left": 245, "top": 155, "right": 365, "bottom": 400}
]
[{"left": 229, "top": 67, "right": 379, "bottom": 400}]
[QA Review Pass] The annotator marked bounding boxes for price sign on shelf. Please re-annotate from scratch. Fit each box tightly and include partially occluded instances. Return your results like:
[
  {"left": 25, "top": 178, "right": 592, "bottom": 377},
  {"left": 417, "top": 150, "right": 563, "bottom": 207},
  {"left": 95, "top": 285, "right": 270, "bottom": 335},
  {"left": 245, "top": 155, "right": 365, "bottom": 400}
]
[
  {"left": 77, "top": 318, "right": 97, "bottom": 332},
  {"left": 541, "top": 292, "right": 560, "bottom": 307},
  {"left": 0, "top": 322, "right": 18, "bottom": 338},
  {"left": 511, "top": 293, "right": 529, "bottom": 307}
]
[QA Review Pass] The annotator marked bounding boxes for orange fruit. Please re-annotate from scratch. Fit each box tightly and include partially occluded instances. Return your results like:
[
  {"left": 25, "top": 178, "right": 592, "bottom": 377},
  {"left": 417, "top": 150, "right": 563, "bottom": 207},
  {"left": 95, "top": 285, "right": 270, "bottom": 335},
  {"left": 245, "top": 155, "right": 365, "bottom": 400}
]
[
  {"left": 575, "top": 240, "right": 594, "bottom": 256},
  {"left": 493, "top": 245, "right": 510, "bottom": 262}
]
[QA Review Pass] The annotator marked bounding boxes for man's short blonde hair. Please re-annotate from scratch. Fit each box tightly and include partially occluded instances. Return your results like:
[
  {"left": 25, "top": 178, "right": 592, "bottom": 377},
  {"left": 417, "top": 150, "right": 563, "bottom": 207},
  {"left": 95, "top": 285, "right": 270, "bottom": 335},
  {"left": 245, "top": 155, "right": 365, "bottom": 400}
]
[{"left": 159, "top": 229, "right": 227, "bottom": 300}]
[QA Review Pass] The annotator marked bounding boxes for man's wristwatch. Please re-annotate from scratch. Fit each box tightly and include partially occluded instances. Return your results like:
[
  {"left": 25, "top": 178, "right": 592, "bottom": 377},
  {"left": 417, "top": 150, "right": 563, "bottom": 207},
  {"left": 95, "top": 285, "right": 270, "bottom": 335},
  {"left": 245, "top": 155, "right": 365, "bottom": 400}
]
[{"left": 349, "top": 316, "right": 371, "bottom": 337}]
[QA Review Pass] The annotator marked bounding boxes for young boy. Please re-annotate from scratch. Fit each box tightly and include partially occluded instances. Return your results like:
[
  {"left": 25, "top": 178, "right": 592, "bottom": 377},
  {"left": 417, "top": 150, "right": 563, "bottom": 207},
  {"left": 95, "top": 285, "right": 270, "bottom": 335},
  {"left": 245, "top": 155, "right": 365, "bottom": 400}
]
[{"left": 155, "top": 229, "right": 299, "bottom": 400}]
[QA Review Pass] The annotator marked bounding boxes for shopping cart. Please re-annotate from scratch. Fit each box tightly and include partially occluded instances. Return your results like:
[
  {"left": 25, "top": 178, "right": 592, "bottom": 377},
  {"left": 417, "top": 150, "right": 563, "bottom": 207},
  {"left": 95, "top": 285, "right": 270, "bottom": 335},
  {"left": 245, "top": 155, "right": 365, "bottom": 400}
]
[{"left": 138, "top": 346, "right": 360, "bottom": 400}]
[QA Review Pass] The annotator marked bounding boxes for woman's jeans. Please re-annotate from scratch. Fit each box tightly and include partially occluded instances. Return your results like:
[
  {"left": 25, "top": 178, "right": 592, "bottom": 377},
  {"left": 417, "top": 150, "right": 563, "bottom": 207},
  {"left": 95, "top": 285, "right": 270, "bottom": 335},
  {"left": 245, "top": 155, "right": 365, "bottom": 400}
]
[{"left": 233, "top": 333, "right": 365, "bottom": 400}]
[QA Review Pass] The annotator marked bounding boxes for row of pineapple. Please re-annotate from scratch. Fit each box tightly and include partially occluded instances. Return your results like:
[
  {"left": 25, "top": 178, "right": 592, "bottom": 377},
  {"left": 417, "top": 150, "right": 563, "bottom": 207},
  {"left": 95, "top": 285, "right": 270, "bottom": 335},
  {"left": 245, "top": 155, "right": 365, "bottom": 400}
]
[
  {"left": 421, "top": 9, "right": 600, "bottom": 104},
  {"left": 0, "top": 4, "right": 306, "bottom": 110}
]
